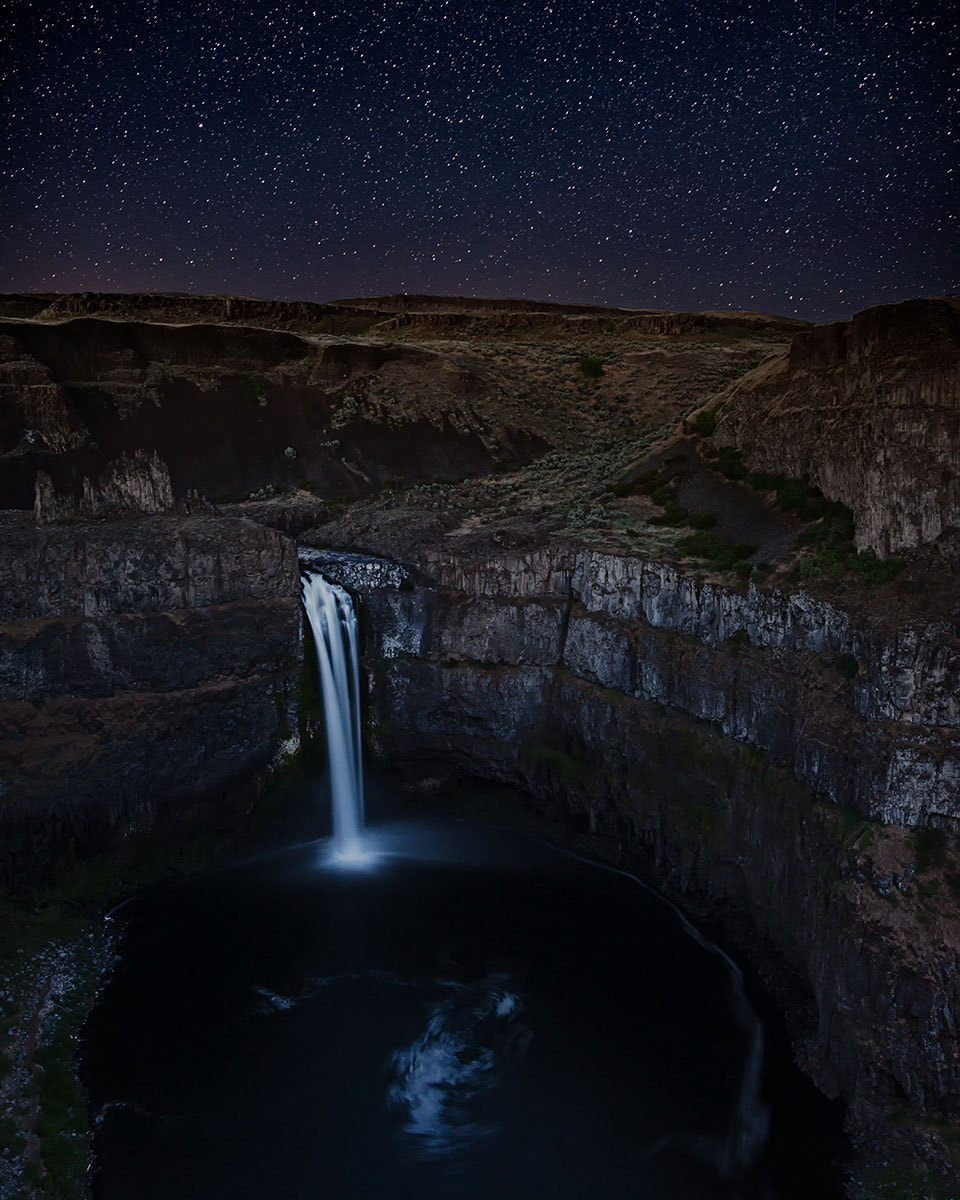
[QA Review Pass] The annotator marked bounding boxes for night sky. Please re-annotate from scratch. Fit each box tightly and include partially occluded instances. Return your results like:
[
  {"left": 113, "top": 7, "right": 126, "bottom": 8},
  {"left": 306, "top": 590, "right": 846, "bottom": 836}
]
[{"left": 2, "top": 0, "right": 956, "bottom": 321}]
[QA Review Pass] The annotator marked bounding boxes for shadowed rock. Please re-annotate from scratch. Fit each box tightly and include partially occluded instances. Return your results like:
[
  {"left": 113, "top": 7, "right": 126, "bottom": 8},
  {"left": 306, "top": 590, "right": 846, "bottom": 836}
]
[{"left": 711, "top": 296, "right": 960, "bottom": 557}]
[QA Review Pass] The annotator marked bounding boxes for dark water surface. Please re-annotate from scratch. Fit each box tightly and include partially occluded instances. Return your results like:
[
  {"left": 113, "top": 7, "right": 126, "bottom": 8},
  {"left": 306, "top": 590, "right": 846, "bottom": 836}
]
[{"left": 83, "top": 817, "right": 842, "bottom": 1199}]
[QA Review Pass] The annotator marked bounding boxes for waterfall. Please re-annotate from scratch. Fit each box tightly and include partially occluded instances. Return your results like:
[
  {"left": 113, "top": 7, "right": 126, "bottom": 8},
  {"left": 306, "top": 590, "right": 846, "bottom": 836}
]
[{"left": 301, "top": 571, "right": 366, "bottom": 860}]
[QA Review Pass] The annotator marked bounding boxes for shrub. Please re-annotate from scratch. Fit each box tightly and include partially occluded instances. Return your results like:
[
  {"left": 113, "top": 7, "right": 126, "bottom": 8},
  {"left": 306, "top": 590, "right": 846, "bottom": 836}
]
[
  {"left": 775, "top": 479, "right": 809, "bottom": 512},
  {"left": 689, "top": 408, "right": 717, "bottom": 437},
  {"left": 747, "top": 470, "right": 787, "bottom": 492},
  {"left": 850, "top": 551, "right": 904, "bottom": 585},
  {"left": 651, "top": 501, "right": 689, "bottom": 527},
  {"left": 677, "top": 530, "right": 757, "bottom": 570},
  {"left": 577, "top": 355, "right": 604, "bottom": 380},
  {"left": 913, "top": 827, "right": 948, "bottom": 874},
  {"left": 688, "top": 511, "right": 716, "bottom": 530},
  {"left": 714, "top": 446, "right": 748, "bottom": 480},
  {"left": 244, "top": 374, "right": 266, "bottom": 405},
  {"left": 833, "top": 653, "right": 859, "bottom": 681},
  {"left": 802, "top": 495, "right": 830, "bottom": 521}
]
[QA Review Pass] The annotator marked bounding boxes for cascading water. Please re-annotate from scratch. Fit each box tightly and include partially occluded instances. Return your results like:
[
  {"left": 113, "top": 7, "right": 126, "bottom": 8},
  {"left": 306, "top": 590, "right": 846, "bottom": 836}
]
[{"left": 301, "top": 570, "right": 366, "bottom": 861}]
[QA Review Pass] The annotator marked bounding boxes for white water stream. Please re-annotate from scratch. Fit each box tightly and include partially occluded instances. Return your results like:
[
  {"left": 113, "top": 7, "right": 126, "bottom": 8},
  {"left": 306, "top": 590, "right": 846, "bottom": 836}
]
[{"left": 301, "top": 571, "right": 366, "bottom": 860}]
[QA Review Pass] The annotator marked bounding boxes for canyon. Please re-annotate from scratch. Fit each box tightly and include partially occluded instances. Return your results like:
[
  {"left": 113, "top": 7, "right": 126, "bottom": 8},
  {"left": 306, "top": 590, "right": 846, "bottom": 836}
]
[{"left": 1, "top": 291, "right": 958, "bottom": 1195}]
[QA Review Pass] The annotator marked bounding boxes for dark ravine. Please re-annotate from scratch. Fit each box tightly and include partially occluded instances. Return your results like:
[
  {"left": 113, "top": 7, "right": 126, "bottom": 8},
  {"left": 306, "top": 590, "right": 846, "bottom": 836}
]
[{"left": 310, "top": 539, "right": 960, "bottom": 1176}]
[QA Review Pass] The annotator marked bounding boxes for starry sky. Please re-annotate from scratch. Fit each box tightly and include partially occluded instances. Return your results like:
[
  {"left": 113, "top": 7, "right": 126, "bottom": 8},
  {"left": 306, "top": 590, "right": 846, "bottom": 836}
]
[{"left": 2, "top": 0, "right": 956, "bottom": 321}]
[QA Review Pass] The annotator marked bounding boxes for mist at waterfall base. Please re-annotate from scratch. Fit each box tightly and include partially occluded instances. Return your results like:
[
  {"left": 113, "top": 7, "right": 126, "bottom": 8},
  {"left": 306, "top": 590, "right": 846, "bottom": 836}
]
[{"left": 82, "top": 575, "right": 845, "bottom": 1199}]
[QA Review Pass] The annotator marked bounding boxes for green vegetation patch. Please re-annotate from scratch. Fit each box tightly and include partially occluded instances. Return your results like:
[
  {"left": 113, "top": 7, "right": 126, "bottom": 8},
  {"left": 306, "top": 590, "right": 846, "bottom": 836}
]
[
  {"left": 577, "top": 354, "right": 604, "bottom": 380},
  {"left": 789, "top": 497, "right": 904, "bottom": 588},
  {"left": 913, "top": 826, "right": 948, "bottom": 874},
  {"left": 244, "top": 373, "right": 267, "bottom": 405},
  {"left": 0, "top": 911, "right": 111, "bottom": 1200},
  {"left": 649, "top": 501, "right": 689, "bottom": 527},
  {"left": 701, "top": 455, "right": 906, "bottom": 586},
  {"left": 676, "top": 529, "right": 756, "bottom": 572},
  {"left": 711, "top": 445, "right": 748, "bottom": 481},
  {"left": 667, "top": 792, "right": 723, "bottom": 843},
  {"left": 687, "top": 407, "right": 717, "bottom": 438},
  {"left": 523, "top": 743, "right": 595, "bottom": 787},
  {"left": 853, "top": 1155, "right": 959, "bottom": 1200},
  {"left": 833, "top": 653, "right": 860, "bottom": 681}
]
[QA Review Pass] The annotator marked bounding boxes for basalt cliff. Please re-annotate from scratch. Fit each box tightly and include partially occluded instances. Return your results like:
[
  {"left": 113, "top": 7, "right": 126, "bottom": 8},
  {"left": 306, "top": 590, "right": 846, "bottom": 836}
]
[{"left": 1, "top": 292, "right": 959, "bottom": 1192}]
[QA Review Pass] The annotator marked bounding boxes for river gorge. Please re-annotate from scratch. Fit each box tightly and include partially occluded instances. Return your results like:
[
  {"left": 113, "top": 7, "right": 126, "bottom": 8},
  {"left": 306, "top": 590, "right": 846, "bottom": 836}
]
[{"left": 1, "top": 292, "right": 958, "bottom": 1198}]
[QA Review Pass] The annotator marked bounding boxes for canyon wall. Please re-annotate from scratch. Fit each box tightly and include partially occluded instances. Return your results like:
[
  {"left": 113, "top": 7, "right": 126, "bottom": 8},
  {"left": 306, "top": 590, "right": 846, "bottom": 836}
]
[
  {"left": 0, "top": 316, "right": 544, "bottom": 509},
  {"left": 712, "top": 296, "right": 960, "bottom": 558},
  {"left": 324, "top": 541, "right": 960, "bottom": 1146},
  {"left": 0, "top": 513, "right": 301, "bottom": 889}
]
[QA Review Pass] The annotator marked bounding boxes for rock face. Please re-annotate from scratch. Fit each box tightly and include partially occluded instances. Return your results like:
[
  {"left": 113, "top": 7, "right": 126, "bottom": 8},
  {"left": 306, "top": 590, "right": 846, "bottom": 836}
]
[
  {"left": 330, "top": 540, "right": 960, "bottom": 1147},
  {"left": 0, "top": 512, "right": 301, "bottom": 889},
  {"left": 3, "top": 289, "right": 807, "bottom": 333},
  {"left": 372, "top": 307, "right": 808, "bottom": 338},
  {"left": 34, "top": 450, "right": 175, "bottom": 521},
  {"left": 712, "top": 297, "right": 960, "bottom": 557},
  {"left": 362, "top": 543, "right": 960, "bottom": 828},
  {"left": 0, "top": 316, "right": 546, "bottom": 509}
]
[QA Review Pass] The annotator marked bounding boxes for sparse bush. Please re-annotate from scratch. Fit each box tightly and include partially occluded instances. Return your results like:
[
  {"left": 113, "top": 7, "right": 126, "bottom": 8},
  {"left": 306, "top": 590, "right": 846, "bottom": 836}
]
[
  {"left": 795, "top": 519, "right": 903, "bottom": 589},
  {"left": 577, "top": 355, "right": 604, "bottom": 380},
  {"left": 747, "top": 470, "right": 786, "bottom": 492},
  {"left": 677, "top": 529, "right": 757, "bottom": 570},
  {"left": 775, "top": 479, "right": 809, "bottom": 512},
  {"left": 689, "top": 408, "right": 717, "bottom": 437},
  {"left": 714, "top": 446, "right": 748, "bottom": 480},
  {"left": 636, "top": 470, "right": 661, "bottom": 494},
  {"left": 833, "top": 653, "right": 859, "bottom": 681},
  {"left": 913, "top": 827, "right": 948, "bottom": 874},
  {"left": 850, "top": 550, "right": 904, "bottom": 584},
  {"left": 244, "top": 374, "right": 266, "bottom": 405},
  {"left": 650, "top": 501, "right": 689, "bottom": 527}
]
